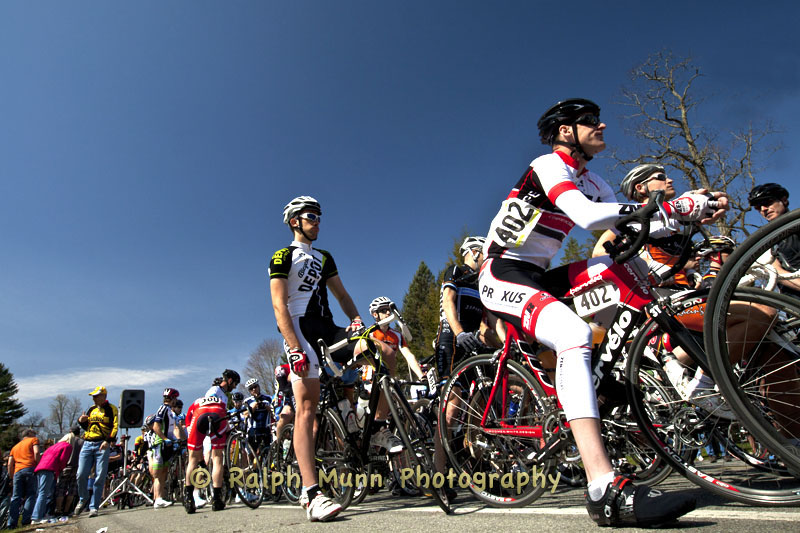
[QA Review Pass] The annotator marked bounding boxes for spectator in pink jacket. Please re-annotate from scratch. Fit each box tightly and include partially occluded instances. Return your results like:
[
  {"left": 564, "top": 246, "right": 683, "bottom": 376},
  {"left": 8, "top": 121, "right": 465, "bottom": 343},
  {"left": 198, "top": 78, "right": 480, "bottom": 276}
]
[{"left": 32, "top": 441, "right": 73, "bottom": 523}]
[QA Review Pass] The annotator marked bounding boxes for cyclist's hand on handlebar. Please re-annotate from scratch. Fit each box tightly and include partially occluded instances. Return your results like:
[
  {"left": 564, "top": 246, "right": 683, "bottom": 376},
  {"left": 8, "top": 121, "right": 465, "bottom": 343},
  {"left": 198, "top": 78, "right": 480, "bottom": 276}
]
[
  {"left": 456, "top": 331, "right": 480, "bottom": 353},
  {"left": 346, "top": 317, "right": 364, "bottom": 334},
  {"left": 667, "top": 190, "right": 728, "bottom": 224},
  {"left": 288, "top": 347, "right": 310, "bottom": 377}
]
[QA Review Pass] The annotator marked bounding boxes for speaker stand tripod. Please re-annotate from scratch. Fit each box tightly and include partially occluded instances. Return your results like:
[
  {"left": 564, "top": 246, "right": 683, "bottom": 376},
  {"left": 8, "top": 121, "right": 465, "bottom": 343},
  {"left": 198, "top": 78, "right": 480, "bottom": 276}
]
[{"left": 101, "top": 430, "right": 153, "bottom": 509}]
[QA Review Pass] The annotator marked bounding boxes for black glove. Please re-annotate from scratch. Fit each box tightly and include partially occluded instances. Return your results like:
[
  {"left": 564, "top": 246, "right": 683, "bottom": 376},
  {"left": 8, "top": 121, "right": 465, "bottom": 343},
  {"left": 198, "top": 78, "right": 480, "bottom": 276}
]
[{"left": 456, "top": 331, "right": 480, "bottom": 353}]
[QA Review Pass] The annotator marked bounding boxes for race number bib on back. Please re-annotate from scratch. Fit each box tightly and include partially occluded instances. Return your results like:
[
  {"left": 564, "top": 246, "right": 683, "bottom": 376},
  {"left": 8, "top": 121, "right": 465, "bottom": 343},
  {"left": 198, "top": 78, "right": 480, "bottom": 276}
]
[{"left": 488, "top": 198, "right": 542, "bottom": 248}]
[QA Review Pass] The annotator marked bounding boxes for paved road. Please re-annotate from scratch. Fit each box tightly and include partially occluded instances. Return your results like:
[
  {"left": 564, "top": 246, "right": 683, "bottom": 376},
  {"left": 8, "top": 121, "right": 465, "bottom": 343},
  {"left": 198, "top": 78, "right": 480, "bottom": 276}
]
[{"left": 69, "top": 474, "right": 800, "bottom": 533}]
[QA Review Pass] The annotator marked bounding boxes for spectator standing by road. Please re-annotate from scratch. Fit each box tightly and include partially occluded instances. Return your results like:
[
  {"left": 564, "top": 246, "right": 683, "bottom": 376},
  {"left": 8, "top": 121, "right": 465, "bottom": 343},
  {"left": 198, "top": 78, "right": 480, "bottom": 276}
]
[
  {"left": 6, "top": 428, "right": 41, "bottom": 528},
  {"left": 76, "top": 386, "right": 118, "bottom": 518}
]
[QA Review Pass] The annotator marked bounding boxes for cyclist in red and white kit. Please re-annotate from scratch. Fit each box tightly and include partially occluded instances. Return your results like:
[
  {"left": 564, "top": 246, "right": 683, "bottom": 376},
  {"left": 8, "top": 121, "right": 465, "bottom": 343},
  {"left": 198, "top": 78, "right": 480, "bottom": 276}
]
[
  {"left": 182, "top": 395, "right": 228, "bottom": 514},
  {"left": 479, "top": 98, "right": 727, "bottom": 527}
]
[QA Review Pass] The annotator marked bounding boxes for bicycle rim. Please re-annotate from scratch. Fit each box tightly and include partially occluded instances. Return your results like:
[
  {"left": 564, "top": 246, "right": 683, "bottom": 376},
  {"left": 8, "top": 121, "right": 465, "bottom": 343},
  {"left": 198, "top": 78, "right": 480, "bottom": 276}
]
[
  {"left": 627, "top": 316, "right": 800, "bottom": 505},
  {"left": 438, "top": 354, "right": 556, "bottom": 508}
]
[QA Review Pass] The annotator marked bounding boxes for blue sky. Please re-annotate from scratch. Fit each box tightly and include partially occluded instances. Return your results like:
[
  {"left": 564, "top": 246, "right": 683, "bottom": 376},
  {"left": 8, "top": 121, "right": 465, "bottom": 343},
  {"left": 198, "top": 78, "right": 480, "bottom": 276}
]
[{"left": 3, "top": 1, "right": 798, "bottom": 425}]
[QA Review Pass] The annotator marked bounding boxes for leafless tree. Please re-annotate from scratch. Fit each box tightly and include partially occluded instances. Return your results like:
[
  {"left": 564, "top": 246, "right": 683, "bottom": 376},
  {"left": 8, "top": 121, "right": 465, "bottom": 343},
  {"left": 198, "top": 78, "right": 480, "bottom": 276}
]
[
  {"left": 613, "top": 51, "right": 780, "bottom": 236},
  {"left": 49, "top": 394, "right": 82, "bottom": 436},
  {"left": 243, "top": 339, "right": 285, "bottom": 395}
]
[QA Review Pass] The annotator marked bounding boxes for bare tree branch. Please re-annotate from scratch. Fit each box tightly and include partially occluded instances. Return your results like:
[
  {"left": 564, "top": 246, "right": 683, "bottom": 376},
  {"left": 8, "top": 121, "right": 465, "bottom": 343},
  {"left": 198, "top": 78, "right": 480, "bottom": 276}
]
[{"left": 613, "top": 51, "right": 780, "bottom": 238}]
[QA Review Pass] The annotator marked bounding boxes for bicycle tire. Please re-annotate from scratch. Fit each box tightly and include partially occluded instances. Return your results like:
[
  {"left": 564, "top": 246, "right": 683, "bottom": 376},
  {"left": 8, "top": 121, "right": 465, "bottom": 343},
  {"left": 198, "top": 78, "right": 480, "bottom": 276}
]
[
  {"left": 438, "top": 354, "right": 556, "bottom": 508},
  {"left": 224, "top": 429, "right": 264, "bottom": 508},
  {"left": 273, "top": 424, "right": 301, "bottom": 504},
  {"left": 317, "top": 408, "right": 355, "bottom": 510},
  {"left": 705, "top": 210, "right": 800, "bottom": 472},
  {"left": 382, "top": 377, "right": 451, "bottom": 514},
  {"left": 627, "top": 313, "right": 800, "bottom": 505}
]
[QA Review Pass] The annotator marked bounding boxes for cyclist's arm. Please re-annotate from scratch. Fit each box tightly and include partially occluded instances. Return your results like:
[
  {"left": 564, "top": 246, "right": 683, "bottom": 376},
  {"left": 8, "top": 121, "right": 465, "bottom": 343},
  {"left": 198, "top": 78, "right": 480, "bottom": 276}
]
[
  {"left": 773, "top": 258, "right": 800, "bottom": 290},
  {"left": 270, "top": 277, "right": 302, "bottom": 350},
  {"left": 7, "top": 454, "right": 14, "bottom": 477},
  {"left": 399, "top": 346, "right": 424, "bottom": 379},
  {"left": 592, "top": 229, "right": 616, "bottom": 257},
  {"left": 442, "top": 286, "right": 463, "bottom": 336},
  {"left": 326, "top": 274, "right": 362, "bottom": 327},
  {"left": 152, "top": 420, "right": 168, "bottom": 441}
]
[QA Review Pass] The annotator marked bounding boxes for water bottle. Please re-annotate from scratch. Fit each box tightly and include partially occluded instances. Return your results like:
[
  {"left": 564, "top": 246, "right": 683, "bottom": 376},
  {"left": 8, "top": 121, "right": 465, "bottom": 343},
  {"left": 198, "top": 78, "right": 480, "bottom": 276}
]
[
  {"left": 338, "top": 399, "right": 359, "bottom": 434},
  {"left": 508, "top": 400, "right": 520, "bottom": 419}
]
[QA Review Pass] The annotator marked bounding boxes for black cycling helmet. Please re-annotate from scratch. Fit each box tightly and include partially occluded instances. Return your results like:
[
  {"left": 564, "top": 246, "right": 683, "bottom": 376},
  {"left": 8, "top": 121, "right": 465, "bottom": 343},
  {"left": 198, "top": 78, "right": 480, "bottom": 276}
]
[
  {"left": 537, "top": 98, "right": 601, "bottom": 161},
  {"left": 174, "top": 399, "right": 184, "bottom": 409},
  {"left": 749, "top": 183, "right": 789, "bottom": 207},
  {"left": 222, "top": 369, "right": 241, "bottom": 385},
  {"left": 231, "top": 391, "right": 244, "bottom": 402}
]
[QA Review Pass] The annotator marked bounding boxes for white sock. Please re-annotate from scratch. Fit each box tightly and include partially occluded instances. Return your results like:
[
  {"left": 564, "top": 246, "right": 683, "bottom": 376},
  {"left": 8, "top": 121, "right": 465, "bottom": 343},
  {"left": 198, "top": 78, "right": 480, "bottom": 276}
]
[{"left": 587, "top": 471, "right": 616, "bottom": 501}]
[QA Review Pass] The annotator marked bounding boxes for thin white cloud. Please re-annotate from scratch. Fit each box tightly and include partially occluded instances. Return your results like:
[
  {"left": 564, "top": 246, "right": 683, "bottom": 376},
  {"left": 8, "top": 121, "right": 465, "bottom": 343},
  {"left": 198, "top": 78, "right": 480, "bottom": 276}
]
[{"left": 16, "top": 367, "right": 200, "bottom": 402}]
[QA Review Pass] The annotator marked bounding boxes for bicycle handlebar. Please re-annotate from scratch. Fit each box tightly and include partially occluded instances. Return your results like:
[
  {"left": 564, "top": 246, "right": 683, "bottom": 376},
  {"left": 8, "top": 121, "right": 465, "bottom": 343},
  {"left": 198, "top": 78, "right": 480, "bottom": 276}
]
[
  {"left": 604, "top": 190, "right": 664, "bottom": 263},
  {"left": 318, "top": 310, "right": 404, "bottom": 377}
]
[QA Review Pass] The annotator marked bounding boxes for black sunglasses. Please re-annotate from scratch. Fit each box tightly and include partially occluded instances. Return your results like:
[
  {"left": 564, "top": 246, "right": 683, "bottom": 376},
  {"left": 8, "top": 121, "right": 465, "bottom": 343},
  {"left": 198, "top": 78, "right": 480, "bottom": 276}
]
[
  {"left": 644, "top": 174, "right": 668, "bottom": 183},
  {"left": 751, "top": 199, "right": 777, "bottom": 209},
  {"left": 575, "top": 114, "right": 602, "bottom": 127}
]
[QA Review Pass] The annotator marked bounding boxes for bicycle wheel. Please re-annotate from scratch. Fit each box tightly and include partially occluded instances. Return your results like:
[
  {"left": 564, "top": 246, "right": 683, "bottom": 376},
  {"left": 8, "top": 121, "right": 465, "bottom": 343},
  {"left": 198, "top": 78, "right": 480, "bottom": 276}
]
[
  {"left": 382, "top": 377, "right": 451, "bottom": 514},
  {"left": 273, "top": 424, "right": 301, "bottom": 503},
  {"left": 316, "top": 408, "right": 355, "bottom": 510},
  {"left": 225, "top": 430, "right": 264, "bottom": 508},
  {"left": 438, "top": 354, "right": 556, "bottom": 508},
  {"left": 601, "top": 385, "right": 675, "bottom": 486},
  {"left": 627, "top": 314, "right": 800, "bottom": 505},
  {"left": 706, "top": 211, "right": 800, "bottom": 472}
]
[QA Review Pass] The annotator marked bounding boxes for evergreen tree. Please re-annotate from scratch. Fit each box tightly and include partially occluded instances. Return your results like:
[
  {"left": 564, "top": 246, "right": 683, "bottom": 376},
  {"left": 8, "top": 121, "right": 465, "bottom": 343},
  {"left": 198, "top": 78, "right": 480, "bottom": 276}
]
[
  {"left": 401, "top": 262, "right": 440, "bottom": 357},
  {"left": 0, "top": 363, "right": 26, "bottom": 427},
  {"left": 559, "top": 230, "right": 606, "bottom": 265},
  {"left": 0, "top": 363, "right": 27, "bottom": 449}
]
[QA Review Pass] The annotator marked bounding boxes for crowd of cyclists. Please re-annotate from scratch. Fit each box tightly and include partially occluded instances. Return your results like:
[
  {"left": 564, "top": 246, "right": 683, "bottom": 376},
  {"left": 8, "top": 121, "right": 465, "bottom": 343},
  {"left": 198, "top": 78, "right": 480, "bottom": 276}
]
[{"left": 5, "top": 97, "right": 799, "bottom": 530}]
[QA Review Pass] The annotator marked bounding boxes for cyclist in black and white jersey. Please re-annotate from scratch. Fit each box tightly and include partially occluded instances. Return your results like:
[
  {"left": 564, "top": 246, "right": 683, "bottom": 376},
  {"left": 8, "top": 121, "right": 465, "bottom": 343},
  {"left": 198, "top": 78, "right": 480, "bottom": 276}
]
[
  {"left": 434, "top": 236, "right": 502, "bottom": 380},
  {"left": 269, "top": 196, "right": 398, "bottom": 522},
  {"left": 479, "top": 98, "right": 727, "bottom": 527}
]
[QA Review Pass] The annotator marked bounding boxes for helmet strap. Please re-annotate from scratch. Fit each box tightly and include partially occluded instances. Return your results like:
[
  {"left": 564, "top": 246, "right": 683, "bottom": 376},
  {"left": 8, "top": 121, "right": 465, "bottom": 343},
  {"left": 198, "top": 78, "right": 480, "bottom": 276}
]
[{"left": 552, "top": 124, "right": 593, "bottom": 162}]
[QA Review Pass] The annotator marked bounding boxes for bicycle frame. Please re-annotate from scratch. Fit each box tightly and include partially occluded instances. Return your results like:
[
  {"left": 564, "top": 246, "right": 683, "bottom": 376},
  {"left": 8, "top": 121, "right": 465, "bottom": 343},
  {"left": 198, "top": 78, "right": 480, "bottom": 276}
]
[{"left": 468, "top": 254, "right": 709, "bottom": 444}]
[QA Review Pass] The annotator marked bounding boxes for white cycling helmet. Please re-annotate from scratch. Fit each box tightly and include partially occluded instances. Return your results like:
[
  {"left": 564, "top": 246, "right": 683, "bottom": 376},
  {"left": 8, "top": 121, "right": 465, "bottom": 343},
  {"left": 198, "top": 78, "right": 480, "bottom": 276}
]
[
  {"left": 245, "top": 378, "right": 259, "bottom": 389},
  {"left": 459, "top": 236, "right": 486, "bottom": 256},
  {"left": 283, "top": 196, "right": 321, "bottom": 225},
  {"left": 369, "top": 296, "right": 394, "bottom": 314}
]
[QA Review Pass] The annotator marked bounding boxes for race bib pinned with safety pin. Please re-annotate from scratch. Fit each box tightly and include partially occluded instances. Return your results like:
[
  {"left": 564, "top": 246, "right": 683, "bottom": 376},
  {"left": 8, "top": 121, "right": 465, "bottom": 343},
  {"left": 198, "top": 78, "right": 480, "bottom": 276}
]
[{"left": 488, "top": 197, "right": 542, "bottom": 248}]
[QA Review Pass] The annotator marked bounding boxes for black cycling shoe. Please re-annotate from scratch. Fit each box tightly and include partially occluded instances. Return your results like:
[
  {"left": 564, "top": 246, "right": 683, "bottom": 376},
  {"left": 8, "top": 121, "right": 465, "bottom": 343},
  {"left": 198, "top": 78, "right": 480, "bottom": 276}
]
[
  {"left": 183, "top": 487, "right": 195, "bottom": 514},
  {"left": 212, "top": 488, "right": 225, "bottom": 511},
  {"left": 585, "top": 475, "right": 696, "bottom": 527}
]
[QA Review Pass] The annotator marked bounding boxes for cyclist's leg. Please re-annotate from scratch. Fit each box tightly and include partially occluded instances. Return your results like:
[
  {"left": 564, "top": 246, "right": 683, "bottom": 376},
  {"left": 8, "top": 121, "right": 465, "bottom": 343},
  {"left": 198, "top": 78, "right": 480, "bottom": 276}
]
[{"left": 480, "top": 258, "right": 613, "bottom": 484}]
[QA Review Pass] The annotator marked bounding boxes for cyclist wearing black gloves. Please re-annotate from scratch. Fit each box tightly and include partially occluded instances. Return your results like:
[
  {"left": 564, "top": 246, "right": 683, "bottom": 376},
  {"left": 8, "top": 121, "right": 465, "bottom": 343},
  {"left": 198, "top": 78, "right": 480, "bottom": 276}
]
[
  {"left": 479, "top": 99, "right": 727, "bottom": 527},
  {"left": 434, "top": 236, "right": 492, "bottom": 380}
]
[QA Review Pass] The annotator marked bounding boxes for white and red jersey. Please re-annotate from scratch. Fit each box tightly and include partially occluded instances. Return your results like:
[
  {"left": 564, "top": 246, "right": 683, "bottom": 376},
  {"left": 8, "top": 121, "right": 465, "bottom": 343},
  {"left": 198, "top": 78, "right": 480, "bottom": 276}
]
[
  {"left": 185, "top": 396, "right": 228, "bottom": 450},
  {"left": 485, "top": 151, "right": 629, "bottom": 269}
]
